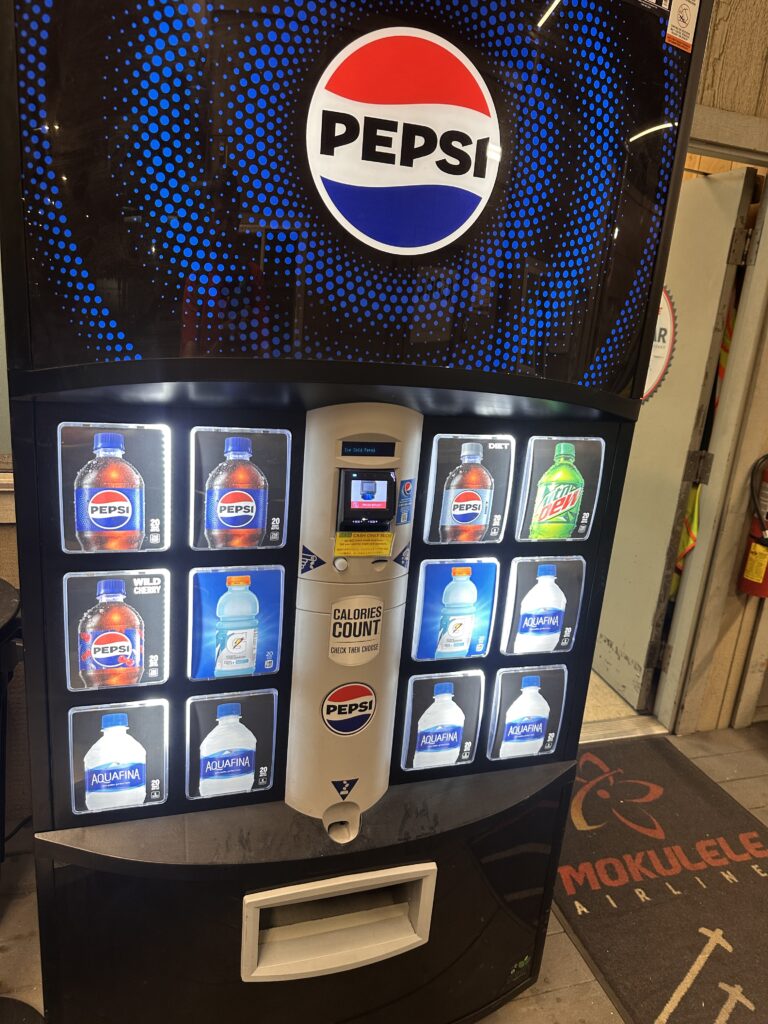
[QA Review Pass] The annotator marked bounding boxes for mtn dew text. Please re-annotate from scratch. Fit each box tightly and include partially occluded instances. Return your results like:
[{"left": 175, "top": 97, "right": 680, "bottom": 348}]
[{"left": 529, "top": 443, "right": 584, "bottom": 540}]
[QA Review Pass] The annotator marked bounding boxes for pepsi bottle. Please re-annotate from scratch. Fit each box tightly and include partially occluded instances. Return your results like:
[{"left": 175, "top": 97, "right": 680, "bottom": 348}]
[
  {"left": 204, "top": 437, "right": 268, "bottom": 549},
  {"left": 78, "top": 579, "right": 144, "bottom": 688},
  {"left": 75, "top": 432, "right": 145, "bottom": 551},
  {"left": 439, "top": 443, "right": 494, "bottom": 543}
]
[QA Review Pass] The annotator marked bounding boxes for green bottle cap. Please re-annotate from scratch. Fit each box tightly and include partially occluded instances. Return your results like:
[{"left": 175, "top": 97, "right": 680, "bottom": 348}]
[{"left": 555, "top": 442, "right": 575, "bottom": 459}]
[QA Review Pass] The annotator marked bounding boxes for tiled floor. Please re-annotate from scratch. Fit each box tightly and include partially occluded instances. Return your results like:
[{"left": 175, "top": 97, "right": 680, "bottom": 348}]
[{"left": 3, "top": 722, "right": 768, "bottom": 1022}]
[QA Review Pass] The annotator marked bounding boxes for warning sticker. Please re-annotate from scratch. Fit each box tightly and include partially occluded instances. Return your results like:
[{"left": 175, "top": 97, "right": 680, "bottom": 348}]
[
  {"left": 329, "top": 596, "right": 384, "bottom": 666},
  {"left": 744, "top": 544, "right": 768, "bottom": 585},
  {"left": 334, "top": 532, "right": 393, "bottom": 558},
  {"left": 666, "top": 0, "right": 700, "bottom": 53}
]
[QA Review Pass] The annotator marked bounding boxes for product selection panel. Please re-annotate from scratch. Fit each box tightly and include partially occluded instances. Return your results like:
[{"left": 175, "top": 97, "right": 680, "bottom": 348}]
[{"left": 49, "top": 415, "right": 609, "bottom": 821}]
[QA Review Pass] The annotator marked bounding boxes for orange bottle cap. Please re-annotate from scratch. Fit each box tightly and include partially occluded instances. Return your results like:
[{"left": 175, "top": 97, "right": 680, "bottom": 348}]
[
  {"left": 226, "top": 575, "right": 251, "bottom": 586},
  {"left": 452, "top": 567, "right": 472, "bottom": 576}
]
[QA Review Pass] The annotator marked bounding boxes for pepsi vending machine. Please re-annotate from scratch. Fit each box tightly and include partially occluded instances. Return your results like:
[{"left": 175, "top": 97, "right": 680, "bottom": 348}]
[{"left": 0, "top": 1, "right": 711, "bottom": 1021}]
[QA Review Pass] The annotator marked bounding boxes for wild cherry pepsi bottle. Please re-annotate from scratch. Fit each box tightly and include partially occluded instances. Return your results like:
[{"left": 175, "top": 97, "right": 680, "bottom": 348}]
[
  {"left": 75, "top": 432, "right": 145, "bottom": 552},
  {"left": 439, "top": 443, "right": 494, "bottom": 543},
  {"left": 205, "top": 436, "right": 268, "bottom": 549},
  {"left": 78, "top": 579, "right": 144, "bottom": 688}
]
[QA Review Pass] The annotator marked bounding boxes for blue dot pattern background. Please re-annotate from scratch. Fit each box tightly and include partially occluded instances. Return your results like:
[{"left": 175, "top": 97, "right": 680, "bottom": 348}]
[{"left": 12, "top": 0, "right": 692, "bottom": 394}]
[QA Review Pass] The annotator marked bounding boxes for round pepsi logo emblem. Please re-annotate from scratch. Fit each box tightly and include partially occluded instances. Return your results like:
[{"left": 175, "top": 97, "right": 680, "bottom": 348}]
[
  {"left": 451, "top": 490, "right": 483, "bottom": 524},
  {"left": 306, "top": 27, "right": 501, "bottom": 255},
  {"left": 217, "top": 490, "right": 257, "bottom": 528},
  {"left": 322, "top": 683, "right": 377, "bottom": 735},
  {"left": 91, "top": 631, "right": 133, "bottom": 668},
  {"left": 88, "top": 490, "right": 133, "bottom": 530}
]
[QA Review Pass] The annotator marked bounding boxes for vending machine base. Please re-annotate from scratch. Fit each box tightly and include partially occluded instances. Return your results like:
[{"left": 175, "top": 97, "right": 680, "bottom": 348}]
[{"left": 34, "top": 763, "right": 573, "bottom": 1024}]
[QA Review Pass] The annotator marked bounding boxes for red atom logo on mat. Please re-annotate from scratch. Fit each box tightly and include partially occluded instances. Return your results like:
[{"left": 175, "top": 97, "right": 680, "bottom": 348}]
[{"left": 570, "top": 751, "right": 666, "bottom": 840}]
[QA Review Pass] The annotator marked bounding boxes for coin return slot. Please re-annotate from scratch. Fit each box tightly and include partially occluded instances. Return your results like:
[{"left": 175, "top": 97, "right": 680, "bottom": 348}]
[{"left": 241, "top": 863, "right": 437, "bottom": 981}]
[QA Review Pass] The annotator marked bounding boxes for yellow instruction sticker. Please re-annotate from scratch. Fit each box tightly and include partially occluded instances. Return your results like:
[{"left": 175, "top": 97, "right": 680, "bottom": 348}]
[
  {"left": 666, "top": 0, "right": 699, "bottom": 53},
  {"left": 744, "top": 543, "right": 768, "bottom": 584},
  {"left": 334, "top": 532, "right": 393, "bottom": 558}
]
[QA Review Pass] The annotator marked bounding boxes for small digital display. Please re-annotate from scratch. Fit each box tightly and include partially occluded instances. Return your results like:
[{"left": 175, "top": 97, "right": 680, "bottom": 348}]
[
  {"left": 341, "top": 441, "right": 396, "bottom": 458},
  {"left": 350, "top": 479, "right": 389, "bottom": 510},
  {"left": 338, "top": 469, "right": 397, "bottom": 530}
]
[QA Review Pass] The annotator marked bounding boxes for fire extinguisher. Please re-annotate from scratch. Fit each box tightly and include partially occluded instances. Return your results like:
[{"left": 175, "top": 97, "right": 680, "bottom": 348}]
[{"left": 737, "top": 453, "right": 768, "bottom": 596}]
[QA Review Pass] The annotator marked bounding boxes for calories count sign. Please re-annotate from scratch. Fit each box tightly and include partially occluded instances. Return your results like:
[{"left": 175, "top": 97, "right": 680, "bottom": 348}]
[{"left": 307, "top": 27, "right": 501, "bottom": 255}]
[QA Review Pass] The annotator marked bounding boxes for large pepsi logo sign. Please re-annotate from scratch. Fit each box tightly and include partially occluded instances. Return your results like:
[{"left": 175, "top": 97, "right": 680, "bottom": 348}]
[{"left": 306, "top": 28, "right": 501, "bottom": 256}]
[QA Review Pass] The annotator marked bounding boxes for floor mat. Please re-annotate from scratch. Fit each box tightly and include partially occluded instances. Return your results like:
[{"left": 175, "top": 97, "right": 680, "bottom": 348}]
[{"left": 555, "top": 735, "right": 767, "bottom": 1024}]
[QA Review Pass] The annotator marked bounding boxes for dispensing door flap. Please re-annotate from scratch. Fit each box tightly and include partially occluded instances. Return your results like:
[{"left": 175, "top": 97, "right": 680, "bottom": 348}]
[{"left": 241, "top": 862, "right": 437, "bottom": 982}]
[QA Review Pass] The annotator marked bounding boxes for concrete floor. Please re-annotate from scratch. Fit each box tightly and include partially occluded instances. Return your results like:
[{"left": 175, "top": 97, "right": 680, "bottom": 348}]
[{"left": 4, "top": 720, "right": 768, "bottom": 1022}]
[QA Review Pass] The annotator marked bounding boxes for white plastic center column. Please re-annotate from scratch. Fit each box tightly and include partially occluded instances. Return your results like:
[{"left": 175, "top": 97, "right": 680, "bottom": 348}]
[{"left": 286, "top": 403, "right": 423, "bottom": 842}]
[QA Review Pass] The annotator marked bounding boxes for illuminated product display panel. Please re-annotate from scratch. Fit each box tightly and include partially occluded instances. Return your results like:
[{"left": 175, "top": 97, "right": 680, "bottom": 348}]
[
  {"left": 37, "top": 399, "right": 618, "bottom": 827},
  {"left": 11, "top": 0, "right": 694, "bottom": 397}
]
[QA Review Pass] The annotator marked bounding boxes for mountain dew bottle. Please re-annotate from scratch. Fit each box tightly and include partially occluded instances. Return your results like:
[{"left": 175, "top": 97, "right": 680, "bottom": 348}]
[{"left": 529, "top": 443, "right": 584, "bottom": 540}]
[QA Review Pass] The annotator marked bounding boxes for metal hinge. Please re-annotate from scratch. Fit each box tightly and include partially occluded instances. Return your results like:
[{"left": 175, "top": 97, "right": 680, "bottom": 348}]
[
  {"left": 646, "top": 640, "right": 673, "bottom": 674},
  {"left": 728, "top": 224, "right": 753, "bottom": 266},
  {"left": 747, "top": 220, "right": 763, "bottom": 266},
  {"left": 684, "top": 449, "right": 715, "bottom": 484}
]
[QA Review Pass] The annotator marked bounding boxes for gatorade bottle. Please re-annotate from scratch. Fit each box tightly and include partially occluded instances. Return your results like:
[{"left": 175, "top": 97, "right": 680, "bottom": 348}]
[
  {"left": 199, "top": 702, "right": 257, "bottom": 797},
  {"left": 529, "top": 443, "right": 584, "bottom": 540},
  {"left": 412, "top": 682, "right": 465, "bottom": 769},
  {"left": 513, "top": 565, "right": 567, "bottom": 655},
  {"left": 75, "top": 432, "right": 145, "bottom": 551},
  {"left": 439, "top": 443, "right": 494, "bottom": 543},
  {"left": 214, "top": 576, "right": 260, "bottom": 678},
  {"left": 205, "top": 437, "right": 268, "bottom": 549},
  {"left": 499, "top": 676, "right": 550, "bottom": 758},
  {"left": 78, "top": 579, "right": 144, "bottom": 688},
  {"left": 84, "top": 712, "right": 147, "bottom": 811},
  {"left": 435, "top": 567, "right": 477, "bottom": 659}
]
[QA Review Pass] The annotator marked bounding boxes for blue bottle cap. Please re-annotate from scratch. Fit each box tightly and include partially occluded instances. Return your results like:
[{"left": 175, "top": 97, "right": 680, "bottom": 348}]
[
  {"left": 224, "top": 436, "right": 252, "bottom": 457},
  {"left": 521, "top": 675, "right": 541, "bottom": 689},
  {"left": 217, "top": 702, "right": 242, "bottom": 718},
  {"left": 97, "top": 579, "right": 126, "bottom": 598},
  {"left": 93, "top": 432, "right": 125, "bottom": 452},
  {"left": 434, "top": 682, "right": 454, "bottom": 696},
  {"left": 537, "top": 564, "right": 557, "bottom": 577},
  {"left": 102, "top": 713, "right": 129, "bottom": 729}
]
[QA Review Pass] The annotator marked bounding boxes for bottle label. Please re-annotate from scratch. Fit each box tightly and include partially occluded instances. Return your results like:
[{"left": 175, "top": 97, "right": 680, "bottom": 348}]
[
  {"left": 503, "top": 716, "right": 548, "bottom": 743},
  {"left": 215, "top": 627, "right": 257, "bottom": 672},
  {"left": 436, "top": 614, "right": 474, "bottom": 655},
  {"left": 532, "top": 483, "right": 583, "bottom": 525},
  {"left": 440, "top": 488, "right": 492, "bottom": 527},
  {"left": 517, "top": 609, "right": 564, "bottom": 637},
  {"left": 76, "top": 487, "right": 144, "bottom": 534},
  {"left": 206, "top": 488, "right": 267, "bottom": 531},
  {"left": 86, "top": 762, "right": 146, "bottom": 794},
  {"left": 200, "top": 748, "right": 256, "bottom": 779},
  {"left": 80, "top": 627, "right": 143, "bottom": 673},
  {"left": 416, "top": 724, "right": 463, "bottom": 753}
]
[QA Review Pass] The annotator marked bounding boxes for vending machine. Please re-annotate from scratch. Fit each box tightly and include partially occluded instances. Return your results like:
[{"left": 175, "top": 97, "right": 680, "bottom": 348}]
[{"left": 0, "top": 0, "right": 712, "bottom": 1021}]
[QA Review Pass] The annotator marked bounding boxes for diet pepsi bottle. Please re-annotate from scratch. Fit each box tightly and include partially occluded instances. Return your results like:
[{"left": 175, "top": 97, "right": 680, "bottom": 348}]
[
  {"left": 75, "top": 432, "right": 145, "bottom": 551},
  {"left": 435, "top": 566, "right": 477, "bottom": 659},
  {"left": 204, "top": 436, "right": 268, "bottom": 549},
  {"left": 513, "top": 565, "right": 567, "bottom": 655},
  {"left": 439, "top": 443, "right": 494, "bottom": 543},
  {"left": 199, "top": 702, "right": 257, "bottom": 797},
  {"left": 499, "top": 676, "right": 550, "bottom": 759},
  {"left": 78, "top": 579, "right": 144, "bottom": 688},
  {"left": 84, "top": 712, "right": 147, "bottom": 812},
  {"left": 412, "top": 682, "right": 465, "bottom": 769}
]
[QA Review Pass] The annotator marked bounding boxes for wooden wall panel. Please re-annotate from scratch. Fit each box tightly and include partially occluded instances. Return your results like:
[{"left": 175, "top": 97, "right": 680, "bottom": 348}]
[{"left": 698, "top": 0, "right": 768, "bottom": 119}]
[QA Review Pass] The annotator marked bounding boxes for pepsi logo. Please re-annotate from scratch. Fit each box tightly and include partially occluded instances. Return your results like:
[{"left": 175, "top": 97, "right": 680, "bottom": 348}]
[
  {"left": 91, "top": 631, "right": 134, "bottom": 668},
  {"left": 88, "top": 490, "right": 133, "bottom": 530},
  {"left": 217, "top": 490, "right": 257, "bottom": 529},
  {"left": 451, "top": 490, "right": 483, "bottom": 524},
  {"left": 306, "top": 27, "right": 501, "bottom": 255},
  {"left": 322, "top": 682, "right": 376, "bottom": 735},
  {"left": 402, "top": 481, "right": 413, "bottom": 496}
]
